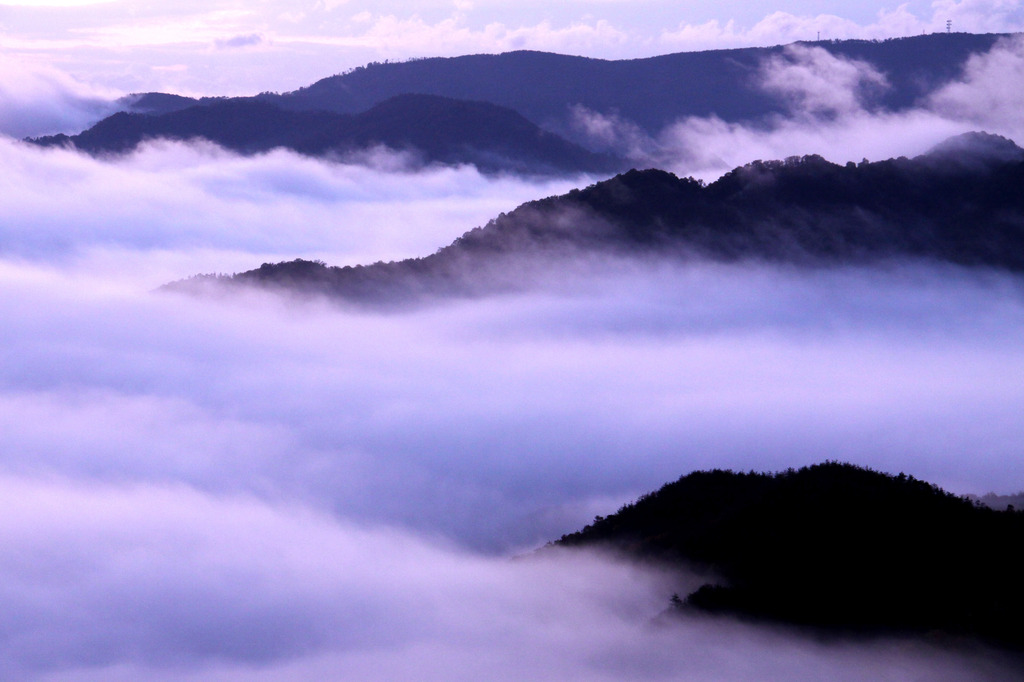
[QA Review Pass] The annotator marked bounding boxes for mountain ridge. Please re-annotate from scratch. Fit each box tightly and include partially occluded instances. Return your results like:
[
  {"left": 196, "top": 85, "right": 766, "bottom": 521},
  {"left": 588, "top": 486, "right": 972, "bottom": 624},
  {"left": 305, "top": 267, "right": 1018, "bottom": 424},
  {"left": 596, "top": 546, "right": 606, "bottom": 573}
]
[
  {"left": 30, "top": 33, "right": 1018, "bottom": 177},
  {"left": 164, "top": 132, "right": 1024, "bottom": 305},
  {"left": 30, "top": 94, "right": 622, "bottom": 176},
  {"left": 124, "top": 33, "right": 1014, "bottom": 138}
]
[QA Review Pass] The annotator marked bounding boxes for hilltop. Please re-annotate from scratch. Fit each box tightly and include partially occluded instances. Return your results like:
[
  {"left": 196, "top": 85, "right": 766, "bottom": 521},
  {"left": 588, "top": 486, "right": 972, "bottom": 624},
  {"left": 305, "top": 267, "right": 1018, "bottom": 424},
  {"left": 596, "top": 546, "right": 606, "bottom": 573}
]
[
  {"left": 165, "top": 132, "right": 1024, "bottom": 305},
  {"left": 556, "top": 462, "right": 1024, "bottom": 650}
]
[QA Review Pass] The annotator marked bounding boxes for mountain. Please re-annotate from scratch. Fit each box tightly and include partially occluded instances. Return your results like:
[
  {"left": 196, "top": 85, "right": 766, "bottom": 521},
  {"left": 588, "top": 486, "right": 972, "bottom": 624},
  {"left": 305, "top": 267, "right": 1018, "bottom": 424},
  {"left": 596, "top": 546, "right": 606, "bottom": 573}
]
[
  {"left": 164, "top": 132, "right": 1024, "bottom": 305},
  {"left": 126, "top": 33, "right": 1011, "bottom": 138},
  {"left": 34, "top": 34, "right": 1014, "bottom": 176},
  {"left": 30, "top": 94, "right": 621, "bottom": 175},
  {"left": 555, "top": 462, "right": 1024, "bottom": 650}
]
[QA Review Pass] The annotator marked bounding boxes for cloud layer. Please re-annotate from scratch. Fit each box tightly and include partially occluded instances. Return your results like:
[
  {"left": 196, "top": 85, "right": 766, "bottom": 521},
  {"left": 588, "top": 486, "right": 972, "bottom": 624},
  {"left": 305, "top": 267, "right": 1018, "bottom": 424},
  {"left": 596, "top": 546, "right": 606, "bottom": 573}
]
[
  {"left": 3, "top": 29, "right": 1024, "bottom": 681},
  {"left": 4, "top": 204, "right": 1024, "bottom": 678},
  {"left": 0, "top": 138, "right": 584, "bottom": 278},
  {"left": 6, "top": 477, "right": 1018, "bottom": 682},
  {"left": 0, "top": 60, "right": 119, "bottom": 137},
  {"left": 1, "top": 0, "right": 1022, "bottom": 99}
]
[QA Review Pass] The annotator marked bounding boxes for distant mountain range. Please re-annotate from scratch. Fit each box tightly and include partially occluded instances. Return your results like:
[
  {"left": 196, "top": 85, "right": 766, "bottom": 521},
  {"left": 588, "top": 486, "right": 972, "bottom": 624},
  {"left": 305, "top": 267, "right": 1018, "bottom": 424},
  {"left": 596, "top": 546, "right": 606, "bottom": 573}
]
[
  {"left": 31, "top": 94, "right": 621, "bottom": 176},
  {"left": 28, "top": 32, "right": 1017, "bottom": 175},
  {"left": 126, "top": 33, "right": 1009, "bottom": 136},
  {"left": 164, "top": 132, "right": 1024, "bottom": 305},
  {"left": 555, "top": 462, "right": 1024, "bottom": 651}
]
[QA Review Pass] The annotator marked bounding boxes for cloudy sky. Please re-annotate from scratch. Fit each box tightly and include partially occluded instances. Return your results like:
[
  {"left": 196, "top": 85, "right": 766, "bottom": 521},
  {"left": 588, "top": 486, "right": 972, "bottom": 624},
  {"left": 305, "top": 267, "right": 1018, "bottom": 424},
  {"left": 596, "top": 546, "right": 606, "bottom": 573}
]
[
  {"left": 1, "top": 0, "right": 1023, "bottom": 98},
  {"left": 3, "top": 2, "right": 1024, "bottom": 680}
]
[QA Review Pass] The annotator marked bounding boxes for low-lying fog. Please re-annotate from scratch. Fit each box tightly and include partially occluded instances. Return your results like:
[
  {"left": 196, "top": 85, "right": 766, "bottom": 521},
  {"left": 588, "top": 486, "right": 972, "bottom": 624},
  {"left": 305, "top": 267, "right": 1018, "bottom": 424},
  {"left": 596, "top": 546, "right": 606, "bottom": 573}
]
[
  {"left": 4, "top": 37, "right": 1024, "bottom": 679},
  {"left": 3, "top": 137, "right": 1023, "bottom": 680}
]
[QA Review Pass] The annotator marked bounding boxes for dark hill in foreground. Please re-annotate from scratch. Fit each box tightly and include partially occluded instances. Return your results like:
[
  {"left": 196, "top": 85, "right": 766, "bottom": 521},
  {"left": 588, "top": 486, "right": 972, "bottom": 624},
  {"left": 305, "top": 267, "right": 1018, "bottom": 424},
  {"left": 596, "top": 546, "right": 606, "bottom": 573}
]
[
  {"left": 556, "top": 462, "right": 1024, "bottom": 651},
  {"left": 165, "top": 132, "right": 1024, "bottom": 305},
  {"left": 30, "top": 94, "right": 621, "bottom": 176}
]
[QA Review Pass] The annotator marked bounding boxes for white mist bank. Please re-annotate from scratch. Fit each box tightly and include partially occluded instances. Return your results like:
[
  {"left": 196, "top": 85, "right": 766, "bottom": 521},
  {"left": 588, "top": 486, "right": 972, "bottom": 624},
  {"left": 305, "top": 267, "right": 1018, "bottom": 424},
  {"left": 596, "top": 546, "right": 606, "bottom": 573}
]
[
  {"left": 2, "top": 475, "right": 1017, "bottom": 682},
  {"left": 2, "top": 256, "right": 1023, "bottom": 551},
  {"left": 3, "top": 239, "right": 1023, "bottom": 679},
  {"left": 573, "top": 36, "right": 1024, "bottom": 180},
  {"left": 0, "top": 138, "right": 587, "bottom": 282},
  {"left": 1, "top": 131, "right": 1023, "bottom": 549}
]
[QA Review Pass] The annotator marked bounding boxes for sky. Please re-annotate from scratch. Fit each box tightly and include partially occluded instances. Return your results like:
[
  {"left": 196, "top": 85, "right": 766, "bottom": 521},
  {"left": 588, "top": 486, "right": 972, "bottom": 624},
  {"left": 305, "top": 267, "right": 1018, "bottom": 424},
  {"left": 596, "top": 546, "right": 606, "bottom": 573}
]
[
  {"left": 1, "top": 0, "right": 1023, "bottom": 98},
  {"left": 3, "top": 2, "right": 1024, "bottom": 681}
]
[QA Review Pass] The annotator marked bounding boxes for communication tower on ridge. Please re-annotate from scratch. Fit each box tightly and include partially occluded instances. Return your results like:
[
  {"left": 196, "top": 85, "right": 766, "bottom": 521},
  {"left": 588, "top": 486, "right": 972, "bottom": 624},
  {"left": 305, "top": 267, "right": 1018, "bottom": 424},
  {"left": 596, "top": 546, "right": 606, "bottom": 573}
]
[{"left": 946, "top": 19, "right": 952, "bottom": 33}]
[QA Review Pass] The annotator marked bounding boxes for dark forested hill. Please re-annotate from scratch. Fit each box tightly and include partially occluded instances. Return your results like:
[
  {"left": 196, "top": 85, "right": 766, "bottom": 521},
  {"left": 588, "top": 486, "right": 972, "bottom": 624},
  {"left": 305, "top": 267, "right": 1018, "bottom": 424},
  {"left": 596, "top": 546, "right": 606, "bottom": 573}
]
[
  {"left": 556, "top": 462, "right": 1024, "bottom": 650},
  {"left": 165, "top": 132, "right": 1024, "bottom": 305},
  {"left": 30, "top": 94, "right": 622, "bottom": 175},
  {"left": 126, "top": 33, "right": 1010, "bottom": 137}
]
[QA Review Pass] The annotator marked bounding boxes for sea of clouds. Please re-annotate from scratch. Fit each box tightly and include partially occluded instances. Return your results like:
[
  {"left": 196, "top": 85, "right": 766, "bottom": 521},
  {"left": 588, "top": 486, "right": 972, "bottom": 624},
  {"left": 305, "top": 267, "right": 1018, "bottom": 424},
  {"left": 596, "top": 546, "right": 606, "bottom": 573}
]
[{"left": 1, "top": 35, "right": 1024, "bottom": 681}]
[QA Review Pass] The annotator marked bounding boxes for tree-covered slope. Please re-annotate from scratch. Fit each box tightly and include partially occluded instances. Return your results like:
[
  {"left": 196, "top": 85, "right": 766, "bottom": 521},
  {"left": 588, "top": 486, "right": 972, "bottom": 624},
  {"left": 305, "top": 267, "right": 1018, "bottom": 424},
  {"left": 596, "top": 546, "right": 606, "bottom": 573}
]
[
  {"left": 166, "top": 132, "right": 1024, "bottom": 305},
  {"left": 556, "top": 462, "right": 1024, "bottom": 650},
  {"left": 30, "top": 94, "right": 622, "bottom": 175}
]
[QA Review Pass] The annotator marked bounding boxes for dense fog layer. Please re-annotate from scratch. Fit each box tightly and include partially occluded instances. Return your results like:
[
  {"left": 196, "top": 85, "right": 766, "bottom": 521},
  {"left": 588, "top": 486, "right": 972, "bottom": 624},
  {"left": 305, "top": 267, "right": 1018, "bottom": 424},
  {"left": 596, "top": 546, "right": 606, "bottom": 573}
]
[
  {"left": 2, "top": 36, "right": 1024, "bottom": 681},
  {"left": 4, "top": 247, "right": 1024, "bottom": 545},
  {"left": 0, "top": 138, "right": 584, "bottom": 278},
  {"left": 3, "top": 140, "right": 1024, "bottom": 679},
  {"left": 575, "top": 35, "right": 1024, "bottom": 179},
  {"left": 2, "top": 478, "right": 1018, "bottom": 682}
]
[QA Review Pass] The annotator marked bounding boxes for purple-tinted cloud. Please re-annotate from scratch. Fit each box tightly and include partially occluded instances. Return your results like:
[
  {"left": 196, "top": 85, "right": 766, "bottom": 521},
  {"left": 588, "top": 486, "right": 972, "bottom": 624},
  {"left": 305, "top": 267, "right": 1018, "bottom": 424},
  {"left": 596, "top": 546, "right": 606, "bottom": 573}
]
[
  {"left": 1, "top": 31, "right": 1024, "bottom": 681},
  {"left": 0, "top": 476, "right": 1016, "bottom": 681}
]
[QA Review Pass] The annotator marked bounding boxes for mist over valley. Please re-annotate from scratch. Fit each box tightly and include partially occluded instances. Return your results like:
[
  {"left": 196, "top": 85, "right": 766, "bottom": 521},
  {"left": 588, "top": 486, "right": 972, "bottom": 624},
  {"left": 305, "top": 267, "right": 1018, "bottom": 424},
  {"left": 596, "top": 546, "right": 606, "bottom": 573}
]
[
  {"left": 168, "top": 131, "right": 1024, "bottom": 307},
  {"left": 3, "top": 19, "right": 1024, "bottom": 682}
]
